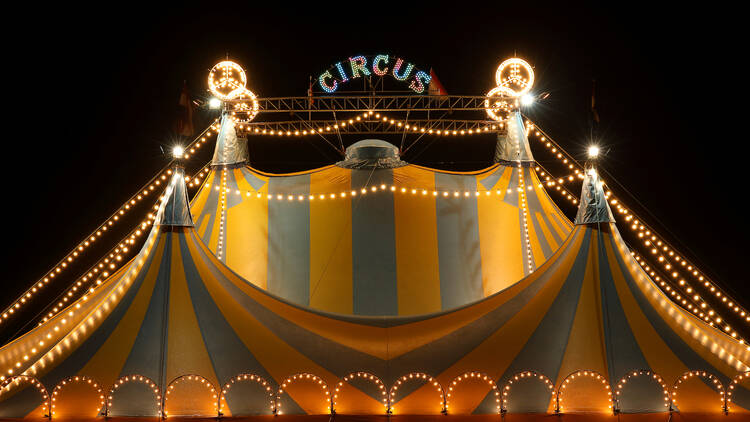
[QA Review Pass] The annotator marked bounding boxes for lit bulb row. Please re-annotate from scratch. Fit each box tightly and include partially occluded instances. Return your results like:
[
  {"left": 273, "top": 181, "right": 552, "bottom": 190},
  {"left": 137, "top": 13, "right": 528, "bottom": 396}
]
[
  {"left": 615, "top": 370, "right": 669, "bottom": 408},
  {"left": 213, "top": 182, "right": 547, "bottom": 203},
  {"left": 335, "top": 372, "right": 387, "bottom": 409},
  {"left": 389, "top": 372, "right": 445, "bottom": 414},
  {"left": 221, "top": 374, "right": 274, "bottom": 413},
  {"left": 518, "top": 163, "right": 535, "bottom": 274},
  {"left": 217, "top": 170, "right": 227, "bottom": 260},
  {"left": 235, "top": 110, "right": 504, "bottom": 137},
  {"left": 631, "top": 252, "right": 744, "bottom": 343},
  {"left": 0, "top": 122, "right": 219, "bottom": 326},
  {"left": 51, "top": 376, "right": 104, "bottom": 417},
  {"left": 502, "top": 371, "right": 554, "bottom": 413},
  {"left": 4, "top": 179, "right": 172, "bottom": 381},
  {"left": 558, "top": 370, "right": 612, "bottom": 413},
  {"left": 37, "top": 166, "right": 209, "bottom": 327},
  {"left": 107, "top": 375, "right": 160, "bottom": 415},
  {"left": 535, "top": 158, "right": 745, "bottom": 343},
  {"left": 277, "top": 373, "right": 330, "bottom": 414},
  {"left": 672, "top": 370, "right": 725, "bottom": 411},
  {"left": 526, "top": 122, "right": 750, "bottom": 332},
  {"left": 446, "top": 371, "right": 499, "bottom": 413},
  {"left": 164, "top": 374, "right": 218, "bottom": 417}
]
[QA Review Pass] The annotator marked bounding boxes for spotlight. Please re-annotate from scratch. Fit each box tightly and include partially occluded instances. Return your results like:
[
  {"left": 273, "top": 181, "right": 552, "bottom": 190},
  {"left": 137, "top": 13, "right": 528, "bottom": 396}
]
[
  {"left": 520, "top": 94, "right": 535, "bottom": 106},
  {"left": 587, "top": 145, "right": 600, "bottom": 158},
  {"left": 172, "top": 145, "right": 184, "bottom": 158},
  {"left": 208, "top": 98, "right": 222, "bottom": 109}
]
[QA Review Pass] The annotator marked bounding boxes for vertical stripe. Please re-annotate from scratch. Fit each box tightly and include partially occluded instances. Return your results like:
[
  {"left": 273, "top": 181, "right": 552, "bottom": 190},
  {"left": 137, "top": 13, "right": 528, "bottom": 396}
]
[
  {"left": 309, "top": 168, "right": 353, "bottom": 314},
  {"left": 393, "top": 166, "right": 441, "bottom": 315},
  {"left": 435, "top": 172, "right": 483, "bottom": 310},
  {"left": 226, "top": 168, "right": 268, "bottom": 289},
  {"left": 267, "top": 174, "right": 311, "bottom": 306},
  {"left": 351, "top": 169, "right": 397, "bottom": 315}
]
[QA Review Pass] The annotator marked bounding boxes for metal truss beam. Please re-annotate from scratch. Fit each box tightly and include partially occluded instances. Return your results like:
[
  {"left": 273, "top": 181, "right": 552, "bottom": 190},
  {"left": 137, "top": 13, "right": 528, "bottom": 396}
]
[{"left": 243, "top": 95, "right": 488, "bottom": 113}]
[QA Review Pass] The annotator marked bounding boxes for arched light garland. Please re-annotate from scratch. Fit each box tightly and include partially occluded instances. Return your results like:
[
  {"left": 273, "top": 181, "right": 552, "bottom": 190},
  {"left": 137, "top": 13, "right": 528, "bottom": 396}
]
[
  {"left": 726, "top": 371, "right": 750, "bottom": 411},
  {"left": 334, "top": 371, "right": 388, "bottom": 414},
  {"left": 0, "top": 374, "right": 50, "bottom": 417},
  {"left": 388, "top": 372, "right": 445, "bottom": 415},
  {"left": 164, "top": 374, "right": 218, "bottom": 418},
  {"left": 556, "top": 370, "right": 613, "bottom": 414},
  {"left": 276, "top": 373, "right": 331, "bottom": 415},
  {"left": 500, "top": 370, "right": 554, "bottom": 414},
  {"left": 0, "top": 122, "right": 218, "bottom": 327},
  {"left": 614, "top": 370, "right": 669, "bottom": 412},
  {"left": 525, "top": 120, "right": 750, "bottom": 339},
  {"left": 51, "top": 375, "right": 104, "bottom": 418},
  {"left": 234, "top": 110, "right": 504, "bottom": 136},
  {"left": 671, "top": 370, "right": 726, "bottom": 413},
  {"left": 219, "top": 373, "right": 275, "bottom": 416},
  {"left": 106, "top": 374, "right": 161, "bottom": 417},
  {"left": 445, "top": 371, "right": 499, "bottom": 414}
]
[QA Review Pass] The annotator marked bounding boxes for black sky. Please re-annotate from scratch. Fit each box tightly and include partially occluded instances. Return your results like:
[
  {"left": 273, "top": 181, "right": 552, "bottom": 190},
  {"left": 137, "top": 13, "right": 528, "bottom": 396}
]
[{"left": 2, "top": 4, "right": 747, "bottom": 323}]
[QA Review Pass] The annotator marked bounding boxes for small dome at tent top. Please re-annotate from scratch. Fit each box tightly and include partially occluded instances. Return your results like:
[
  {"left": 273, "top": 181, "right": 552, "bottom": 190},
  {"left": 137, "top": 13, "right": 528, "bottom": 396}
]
[{"left": 337, "top": 139, "right": 406, "bottom": 169}]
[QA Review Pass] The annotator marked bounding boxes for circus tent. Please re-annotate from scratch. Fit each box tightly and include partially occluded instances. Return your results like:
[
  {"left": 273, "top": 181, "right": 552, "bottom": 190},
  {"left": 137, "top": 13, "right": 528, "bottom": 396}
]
[
  {"left": 190, "top": 111, "right": 573, "bottom": 316},
  {"left": 2, "top": 140, "right": 749, "bottom": 419}
]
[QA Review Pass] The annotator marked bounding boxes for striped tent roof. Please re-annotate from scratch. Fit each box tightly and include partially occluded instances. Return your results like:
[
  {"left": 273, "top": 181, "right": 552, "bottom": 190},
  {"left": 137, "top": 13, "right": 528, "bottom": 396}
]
[
  {"left": 2, "top": 167, "right": 749, "bottom": 419},
  {"left": 190, "top": 113, "right": 573, "bottom": 316}
]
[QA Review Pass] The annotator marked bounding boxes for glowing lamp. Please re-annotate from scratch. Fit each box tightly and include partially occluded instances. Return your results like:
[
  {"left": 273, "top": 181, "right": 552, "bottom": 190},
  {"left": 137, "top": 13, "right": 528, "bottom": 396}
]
[
  {"left": 520, "top": 94, "right": 534, "bottom": 106},
  {"left": 172, "top": 146, "right": 184, "bottom": 159},
  {"left": 208, "top": 98, "right": 222, "bottom": 109},
  {"left": 587, "top": 145, "right": 600, "bottom": 158}
]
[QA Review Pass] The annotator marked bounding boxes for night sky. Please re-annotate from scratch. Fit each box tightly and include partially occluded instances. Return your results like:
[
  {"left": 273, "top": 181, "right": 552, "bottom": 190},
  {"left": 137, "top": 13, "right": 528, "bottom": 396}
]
[{"left": 2, "top": 5, "right": 747, "bottom": 336}]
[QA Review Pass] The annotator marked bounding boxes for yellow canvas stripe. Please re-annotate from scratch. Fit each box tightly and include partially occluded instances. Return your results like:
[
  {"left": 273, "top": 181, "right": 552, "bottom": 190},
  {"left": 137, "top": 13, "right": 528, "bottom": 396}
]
[
  {"left": 393, "top": 166, "right": 441, "bottom": 315},
  {"left": 166, "top": 233, "right": 219, "bottom": 386},
  {"left": 555, "top": 230, "right": 609, "bottom": 384},
  {"left": 478, "top": 167, "right": 523, "bottom": 296},
  {"left": 226, "top": 168, "right": 268, "bottom": 289},
  {"left": 529, "top": 170, "right": 572, "bottom": 236},
  {"left": 78, "top": 236, "right": 168, "bottom": 387},
  {"left": 524, "top": 205, "right": 546, "bottom": 271},
  {"left": 309, "top": 167, "right": 352, "bottom": 314},
  {"left": 184, "top": 234, "right": 338, "bottom": 413},
  {"left": 192, "top": 229, "right": 552, "bottom": 360},
  {"left": 189, "top": 170, "right": 216, "bottom": 215}
]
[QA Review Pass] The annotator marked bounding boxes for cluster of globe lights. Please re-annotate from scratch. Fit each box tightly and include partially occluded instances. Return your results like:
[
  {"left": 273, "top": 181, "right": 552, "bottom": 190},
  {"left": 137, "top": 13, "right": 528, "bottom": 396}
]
[
  {"left": 485, "top": 57, "right": 536, "bottom": 121},
  {"left": 207, "top": 60, "right": 259, "bottom": 120}
]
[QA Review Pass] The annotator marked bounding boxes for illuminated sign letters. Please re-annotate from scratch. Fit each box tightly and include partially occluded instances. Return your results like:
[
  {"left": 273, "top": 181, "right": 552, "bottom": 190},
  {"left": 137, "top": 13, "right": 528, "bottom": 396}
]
[{"left": 318, "top": 55, "right": 431, "bottom": 94}]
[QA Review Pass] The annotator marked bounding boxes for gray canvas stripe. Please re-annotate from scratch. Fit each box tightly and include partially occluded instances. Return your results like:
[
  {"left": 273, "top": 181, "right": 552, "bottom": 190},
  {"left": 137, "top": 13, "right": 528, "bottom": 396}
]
[
  {"left": 351, "top": 169, "right": 398, "bottom": 316},
  {"left": 240, "top": 167, "right": 267, "bottom": 191},
  {"left": 524, "top": 168, "right": 564, "bottom": 247},
  {"left": 503, "top": 167, "right": 520, "bottom": 207},
  {"left": 479, "top": 165, "right": 506, "bottom": 190},
  {"left": 267, "top": 175, "right": 311, "bottom": 307},
  {"left": 434, "top": 172, "right": 483, "bottom": 311}
]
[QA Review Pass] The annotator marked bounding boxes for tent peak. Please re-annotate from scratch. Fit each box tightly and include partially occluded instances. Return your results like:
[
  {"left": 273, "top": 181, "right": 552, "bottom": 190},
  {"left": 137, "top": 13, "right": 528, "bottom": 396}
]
[
  {"left": 494, "top": 111, "right": 534, "bottom": 163},
  {"left": 212, "top": 113, "right": 249, "bottom": 166},
  {"left": 574, "top": 167, "right": 615, "bottom": 225},
  {"left": 158, "top": 165, "right": 194, "bottom": 227}
]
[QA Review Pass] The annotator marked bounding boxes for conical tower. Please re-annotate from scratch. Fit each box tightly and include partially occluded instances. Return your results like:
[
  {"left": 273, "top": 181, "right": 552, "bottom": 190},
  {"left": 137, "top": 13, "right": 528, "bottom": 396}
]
[{"left": 494, "top": 111, "right": 534, "bottom": 164}]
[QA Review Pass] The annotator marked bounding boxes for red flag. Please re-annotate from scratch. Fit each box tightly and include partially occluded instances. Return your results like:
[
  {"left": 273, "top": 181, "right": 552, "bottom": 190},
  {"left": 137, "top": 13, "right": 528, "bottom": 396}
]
[
  {"left": 176, "top": 81, "right": 194, "bottom": 137},
  {"left": 428, "top": 68, "right": 448, "bottom": 96}
]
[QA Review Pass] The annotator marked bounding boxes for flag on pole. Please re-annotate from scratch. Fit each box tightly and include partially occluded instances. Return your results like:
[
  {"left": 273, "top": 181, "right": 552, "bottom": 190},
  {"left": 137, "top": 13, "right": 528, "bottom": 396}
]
[
  {"left": 176, "top": 81, "right": 194, "bottom": 137},
  {"left": 308, "top": 75, "right": 315, "bottom": 106},
  {"left": 428, "top": 68, "right": 448, "bottom": 96}
]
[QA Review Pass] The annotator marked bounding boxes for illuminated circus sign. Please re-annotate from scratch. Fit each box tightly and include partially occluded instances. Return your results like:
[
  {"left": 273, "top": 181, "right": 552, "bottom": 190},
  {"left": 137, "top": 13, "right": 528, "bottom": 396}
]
[{"left": 317, "top": 55, "right": 431, "bottom": 94}]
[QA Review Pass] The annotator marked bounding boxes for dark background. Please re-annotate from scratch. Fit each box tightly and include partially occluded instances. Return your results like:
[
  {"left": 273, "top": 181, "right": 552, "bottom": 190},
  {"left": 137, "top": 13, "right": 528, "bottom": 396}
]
[{"left": 2, "top": 4, "right": 747, "bottom": 334}]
